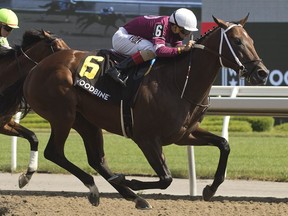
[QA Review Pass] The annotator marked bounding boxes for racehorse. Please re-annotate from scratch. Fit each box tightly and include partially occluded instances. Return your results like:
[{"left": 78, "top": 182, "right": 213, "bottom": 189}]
[
  {"left": 76, "top": 13, "right": 126, "bottom": 35},
  {"left": 39, "top": 1, "right": 85, "bottom": 22},
  {"left": 11, "top": 15, "right": 268, "bottom": 209},
  {"left": 0, "top": 29, "right": 69, "bottom": 188}
]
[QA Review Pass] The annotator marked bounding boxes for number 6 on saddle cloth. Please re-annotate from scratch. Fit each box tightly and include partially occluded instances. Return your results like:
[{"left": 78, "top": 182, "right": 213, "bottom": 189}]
[
  {"left": 74, "top": 49, "right": 155, "bottom": 102},
  {"left": 74, "top": 49, "right": 155, "bottom": 136}
]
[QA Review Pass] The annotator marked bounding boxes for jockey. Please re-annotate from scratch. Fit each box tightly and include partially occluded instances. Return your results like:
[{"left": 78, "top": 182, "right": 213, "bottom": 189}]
[
  {"left": 0, "top": 8, "right": 19, "bottom": 49},
  {"left": 101, "top": 6, "right": 114, "bottom": 15},
  {"left": 106, "top": 8, "right": 198, "bottom": 86}
]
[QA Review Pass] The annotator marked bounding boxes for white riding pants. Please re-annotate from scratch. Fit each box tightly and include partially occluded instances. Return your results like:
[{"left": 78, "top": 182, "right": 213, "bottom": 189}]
[{"left": 112, "top": 27, "right": 155, "bottom": 56}]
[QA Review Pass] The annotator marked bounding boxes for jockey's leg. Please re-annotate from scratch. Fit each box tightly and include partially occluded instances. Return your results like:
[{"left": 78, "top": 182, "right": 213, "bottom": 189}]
[{"left": 106, "top": 50, "right": 155, "bottom": 86}]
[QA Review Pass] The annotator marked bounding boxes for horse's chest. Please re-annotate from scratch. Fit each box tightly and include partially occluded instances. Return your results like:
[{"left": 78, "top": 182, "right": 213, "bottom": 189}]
[{"left": 182, "top": 105, "right": 207, "bottom": 131}]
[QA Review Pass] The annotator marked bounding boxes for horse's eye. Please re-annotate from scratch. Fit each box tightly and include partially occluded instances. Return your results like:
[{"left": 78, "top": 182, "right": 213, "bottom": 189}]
[{"left": 234, "top": 38, "right": 242, "bottom": 45}]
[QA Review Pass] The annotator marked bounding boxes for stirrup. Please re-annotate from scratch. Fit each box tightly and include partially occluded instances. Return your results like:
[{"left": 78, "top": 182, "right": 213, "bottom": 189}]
[
  {"left": 115, "top": 75, "right": 127, "bottom": 87},
  {"left": 107, "top": 67, "right": 127, "bottom": 87}
]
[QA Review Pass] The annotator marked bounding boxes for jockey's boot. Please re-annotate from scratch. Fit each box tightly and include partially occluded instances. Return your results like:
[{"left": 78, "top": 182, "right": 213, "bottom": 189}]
[
  {"left": 106, "top": 57, "right": 134, "bottom": 86},
  {"left": 106, "top": 51, "right": 146, "bottom": 86}
]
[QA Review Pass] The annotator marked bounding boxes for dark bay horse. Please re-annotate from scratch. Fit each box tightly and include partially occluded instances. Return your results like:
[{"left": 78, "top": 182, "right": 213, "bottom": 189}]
[
  {"left": 16, "top": 15, "right": 268, "bottom": 208},
  {"left": 0, "top": 29, "right": 69, "bottom": 187},
  {"left": 76, "top": 13, "right": 126, "bottom": 35}
]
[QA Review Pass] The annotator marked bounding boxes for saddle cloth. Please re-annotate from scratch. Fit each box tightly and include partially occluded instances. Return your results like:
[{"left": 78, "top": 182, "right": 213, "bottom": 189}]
[
  {"left": 74, "top": 49, "right": 154, "bottom": 104},
  {"left": 74, "top": 49, "right": 155, "bottom": 137}
]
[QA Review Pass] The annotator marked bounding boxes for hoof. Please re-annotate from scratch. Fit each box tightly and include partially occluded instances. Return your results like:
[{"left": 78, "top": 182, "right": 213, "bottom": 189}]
[
  {"left": 202, "top": 185, "right": 216, "bottom": 201},
  {"left": 108, "top": 174, "right": 125, "bottom": 185},
  {"left": 18, "top": 173, "right": 31, "bottom": 189},
  {"left": 135, "top": 197, "right": 152, "bottom": 210},
  {"left": 88, "top": 192, "right": 100, "bottom": 206}
]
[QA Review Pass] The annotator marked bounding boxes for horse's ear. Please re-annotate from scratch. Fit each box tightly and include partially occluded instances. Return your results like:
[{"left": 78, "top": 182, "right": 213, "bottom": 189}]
[
  {"left": 212, "top": 15, "right": 228, "bottom": 29},
  {"left": 239, "top": 13, "right": 249, "bottom": 26},
  {"left": 41, "top": 29, "right": 49, "bottom": 37}
]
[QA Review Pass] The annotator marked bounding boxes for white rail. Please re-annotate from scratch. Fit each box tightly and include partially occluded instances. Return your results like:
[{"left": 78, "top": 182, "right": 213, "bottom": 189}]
[
  {"left": 208, "top": 86, "right": 288, "bottom": 117},
  {"left": 187, "top": 86, "right": 288, "bottom": 196}
]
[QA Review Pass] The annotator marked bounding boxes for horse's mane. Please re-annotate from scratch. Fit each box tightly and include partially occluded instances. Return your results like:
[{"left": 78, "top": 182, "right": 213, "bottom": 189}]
[
  {"left": 195, "top": 25, "right": 219, "bottom": 44},
  {"left": 195, "top": 20, "right": 242, "bottom": 44},
  {"left": 20, "top": 29, "right": 55, "bottom": 49},
  {"left": 156, "top": 26, "right": 221, "bottom": 64}
]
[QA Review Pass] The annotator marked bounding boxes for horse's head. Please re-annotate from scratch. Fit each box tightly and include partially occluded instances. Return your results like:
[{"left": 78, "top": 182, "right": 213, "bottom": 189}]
[
  {"left": 20, "top": 29, "right": 70, "bottom": 64},
  {"left": 0, "top": 30, "right": 70, "bottom": 93},
  {"left": 41, "top": 30, "right": 70, "bottom": 51},
  {"left": 212, "top": 14, "right": 269, "bottom": 85}
]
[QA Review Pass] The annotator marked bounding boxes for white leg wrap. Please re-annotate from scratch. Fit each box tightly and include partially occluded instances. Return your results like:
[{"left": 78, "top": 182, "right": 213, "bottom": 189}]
[{"left": 28, "top": 151, "right": 38, "bottom": 172}]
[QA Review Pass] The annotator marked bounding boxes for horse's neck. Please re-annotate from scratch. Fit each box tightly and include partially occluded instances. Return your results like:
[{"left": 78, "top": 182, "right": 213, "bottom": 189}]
[
  {"left": 177, "top": 44, "right": 221, "bottom": 104},
  {"left": 0, "top": 42, "right": 48, "bottom": 92}
]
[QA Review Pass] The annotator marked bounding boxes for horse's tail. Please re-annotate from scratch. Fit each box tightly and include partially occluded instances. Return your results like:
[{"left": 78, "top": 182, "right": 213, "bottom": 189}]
[{"left": 0, "top": 76, "right": 30, "bottom": 119}]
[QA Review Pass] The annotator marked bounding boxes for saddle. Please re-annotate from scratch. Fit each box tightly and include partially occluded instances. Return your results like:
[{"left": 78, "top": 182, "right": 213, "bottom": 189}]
[{"left": 74, "top": 49, "right": 156, "bottom": 137}]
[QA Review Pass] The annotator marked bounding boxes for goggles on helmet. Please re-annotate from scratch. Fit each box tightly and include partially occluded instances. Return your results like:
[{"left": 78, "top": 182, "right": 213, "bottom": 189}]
[
  {"left": 180, "top": 28, "right": 192, "bottom": 36},
  {"left": 3, "top": 25, "right": 13, "bottom": 32}
]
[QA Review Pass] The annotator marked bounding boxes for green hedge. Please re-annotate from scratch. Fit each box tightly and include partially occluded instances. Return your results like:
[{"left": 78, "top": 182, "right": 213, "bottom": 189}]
[
  {"left": 274, "top": 122, "right": 288, "bottom": 131},
  {"left": 231, "top": 116, "right": 274, "bottom": 132},
  {"left": 202, "top": 119, "right": 252, "bottom": 132},
  {"left": 202, "top": 116, "right": 275, "bottom": 132},
  {"left": 15, "top": 113, "right": 276, "bottom": 133},
  {"left": 16, "top": 113, "right": 50, "bottom": 129}
]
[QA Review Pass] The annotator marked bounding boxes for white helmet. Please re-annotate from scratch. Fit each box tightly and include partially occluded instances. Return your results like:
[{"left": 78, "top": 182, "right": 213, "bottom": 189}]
[{"left": 169, "top": 8, "right": 198, "bottom": 32}]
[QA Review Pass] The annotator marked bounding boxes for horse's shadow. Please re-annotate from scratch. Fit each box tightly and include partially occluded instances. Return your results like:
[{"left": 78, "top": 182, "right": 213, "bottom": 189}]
[
  {"left": 1, "top": 190, "right": 287, "bottom": 204},
  {"left": 76, "top": 13, "right": 126, "bottom": 36}
]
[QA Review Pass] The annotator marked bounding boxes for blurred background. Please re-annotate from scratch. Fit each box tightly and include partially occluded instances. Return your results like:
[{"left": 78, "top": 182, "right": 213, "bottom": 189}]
[
  {"left": 1, "top": 0, "right": 287, "bottom": 88},
  {"left": 1, "top": 0, "right": 201, "bottom": 50}
]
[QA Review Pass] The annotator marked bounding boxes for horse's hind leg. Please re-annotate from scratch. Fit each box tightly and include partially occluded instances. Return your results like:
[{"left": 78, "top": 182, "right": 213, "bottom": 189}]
[
  {"left": 80, "top": 22, "right": 92, "bottom": 33},
  {"left": 72, "top": 113, "right": 151, "bottom": 209},
  {"left": 109, "top": 139, "right": 173, "bottom": 191},
  {"left": 0, "top": 119, "right": 39, "bottom": 188}
]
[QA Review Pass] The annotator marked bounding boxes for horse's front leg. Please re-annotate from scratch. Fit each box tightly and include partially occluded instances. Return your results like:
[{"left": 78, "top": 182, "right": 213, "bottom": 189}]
[
  {"left": 176, "top": 126, "right": 230, "bottom": 201},
  {"left": 0, "top": 119, "right": 39, "bottom": 188}
]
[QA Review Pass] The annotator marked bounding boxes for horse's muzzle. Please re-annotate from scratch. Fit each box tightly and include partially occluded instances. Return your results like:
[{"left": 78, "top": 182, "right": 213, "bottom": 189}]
[{"left": 249, "top": 67, "right": 269, "bottom": 85}]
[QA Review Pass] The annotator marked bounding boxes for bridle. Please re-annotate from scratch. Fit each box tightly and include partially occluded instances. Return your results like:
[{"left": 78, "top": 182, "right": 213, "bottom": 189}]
[
  {"left": 219, "top": 24, "right": 246, "bottom": 76},
  {"left": 20, "top": 47, "right": 39, "bottom": 65},
  {"left": 180, "top": 23, "right": 263, "bottom": 104},
  {"left": 193, "top": 24, "right": 263, "bottom": 79},
  {"left": 19, "top": 38, "right": 57, "bottom": 66}
]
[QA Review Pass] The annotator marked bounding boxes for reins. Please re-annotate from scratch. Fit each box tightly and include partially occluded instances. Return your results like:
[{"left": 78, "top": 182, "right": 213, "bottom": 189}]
[
  {"left": 20, "top": 47, "right": 39, "bottom": 65},
  {"left": 179, "top": 23, "right": 263, "bottom": 104},
  {"left": 18, "top": 39, "right": 57, "bottom": 66},
  {"left": 193, "top": 24, "right": 263, "bottom": 77},
  {"left": 177, "top": 52, "right": 210, "bottom": 109}
]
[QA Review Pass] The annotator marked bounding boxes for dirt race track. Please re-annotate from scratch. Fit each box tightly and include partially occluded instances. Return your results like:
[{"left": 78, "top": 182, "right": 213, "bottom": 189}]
[
  {"left": 1, "top": 191, "right": 288, "bottom": 216},
  {"left": 1, "top": 174, "right": 288, "bottom": 215}
]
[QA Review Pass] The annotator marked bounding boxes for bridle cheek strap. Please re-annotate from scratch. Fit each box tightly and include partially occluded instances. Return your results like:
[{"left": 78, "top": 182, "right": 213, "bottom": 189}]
[{"left": 219, "top": 24, "right": 245, "bottom": 76}]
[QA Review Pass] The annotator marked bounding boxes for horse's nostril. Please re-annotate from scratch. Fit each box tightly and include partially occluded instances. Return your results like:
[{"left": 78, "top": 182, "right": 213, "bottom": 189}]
[{"left": 257, "top": 70, "right": 268, "bottom": 78}]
